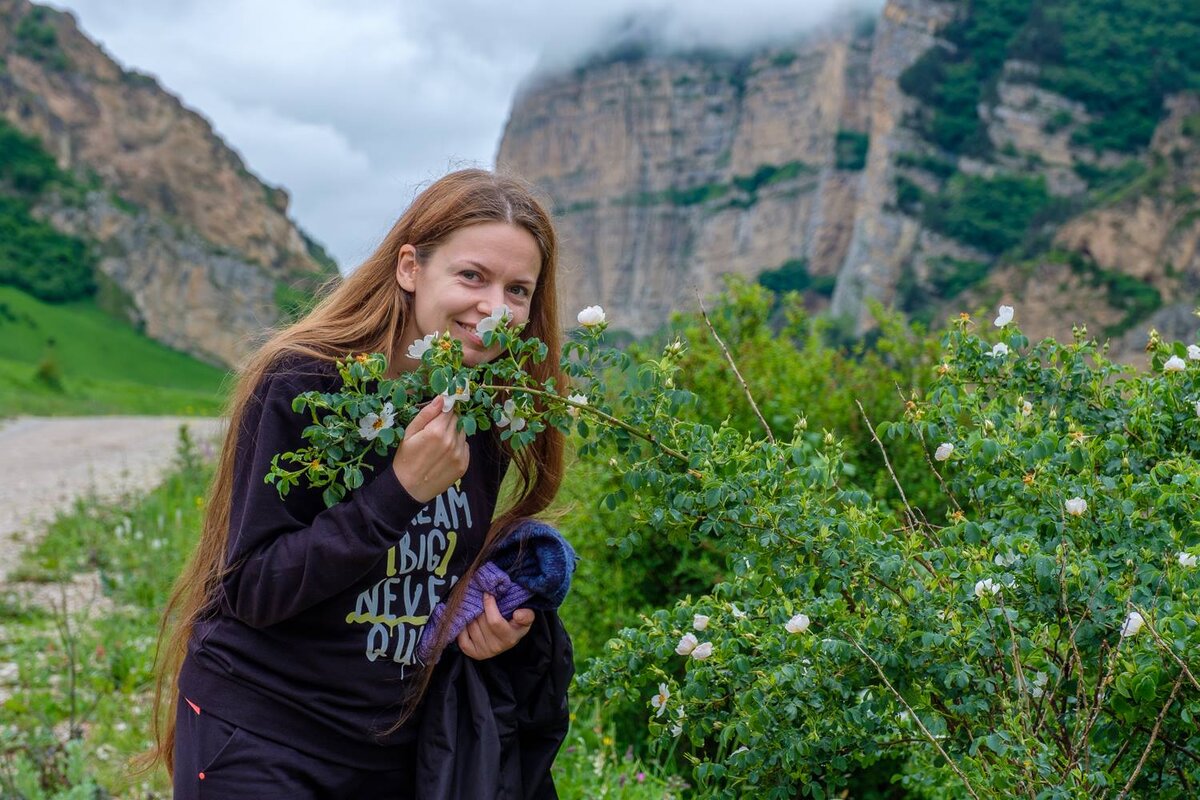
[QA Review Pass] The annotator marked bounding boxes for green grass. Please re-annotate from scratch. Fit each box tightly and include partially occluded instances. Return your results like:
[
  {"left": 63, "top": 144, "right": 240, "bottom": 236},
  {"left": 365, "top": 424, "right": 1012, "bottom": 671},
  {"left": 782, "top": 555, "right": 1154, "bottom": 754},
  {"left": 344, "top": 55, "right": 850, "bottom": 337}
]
[{"left": 0, "top": 286, "right": 230, "bottom": 417}]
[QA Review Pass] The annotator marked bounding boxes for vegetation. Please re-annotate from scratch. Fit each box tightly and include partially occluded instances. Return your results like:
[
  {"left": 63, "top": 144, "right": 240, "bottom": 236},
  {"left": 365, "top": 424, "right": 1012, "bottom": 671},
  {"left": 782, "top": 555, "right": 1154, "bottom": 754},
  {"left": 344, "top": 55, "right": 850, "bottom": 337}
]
[
  {"left": 755, "top": 259, "right": 836, "bottom": 298},
  {"left": 835, "top": 130, "right": 870, "bottom": 171},
  {"left": 0, "top": 286, "right": 229, "bottom": 417},
  {"left": 14, "top": 6, "right": 69, "bottom": 72},
  {"left": 0, "top": 121, "right": 96, "bottom": 303},
  {"left": 5, "top": 281, "right": 1200, "bottom": 796}
]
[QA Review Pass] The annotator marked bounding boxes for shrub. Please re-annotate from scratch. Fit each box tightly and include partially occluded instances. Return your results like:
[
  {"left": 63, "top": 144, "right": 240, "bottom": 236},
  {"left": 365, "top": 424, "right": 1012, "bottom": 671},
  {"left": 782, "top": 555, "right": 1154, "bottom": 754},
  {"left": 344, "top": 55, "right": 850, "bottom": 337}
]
[{"left": 577, "top": 312, "right": 1200, "bottom": 797}]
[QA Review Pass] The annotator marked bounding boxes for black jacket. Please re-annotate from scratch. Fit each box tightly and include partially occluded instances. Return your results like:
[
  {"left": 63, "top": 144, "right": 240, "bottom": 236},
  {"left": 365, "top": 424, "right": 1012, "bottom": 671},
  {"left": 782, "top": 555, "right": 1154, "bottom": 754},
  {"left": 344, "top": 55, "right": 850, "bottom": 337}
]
[{"left": 417, "top": 609, "right": 574, "bottom": 799}]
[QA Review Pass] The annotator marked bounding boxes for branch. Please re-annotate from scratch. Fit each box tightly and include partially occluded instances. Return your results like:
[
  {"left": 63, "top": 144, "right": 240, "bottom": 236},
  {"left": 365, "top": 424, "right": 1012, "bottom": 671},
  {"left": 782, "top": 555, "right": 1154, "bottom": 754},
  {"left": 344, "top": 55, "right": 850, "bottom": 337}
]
[
  {"left": 847, "top": 636, "right": 983, "bottom": 800},
  {"left": 1134, "top": 605, "right": 1200, "bottom": 693},
  {"left": 694, "top": 291, "right": 775, "bottom": 444},
  {"left": 1115, "top": 671, "right": 1185, "bottom": 800}
]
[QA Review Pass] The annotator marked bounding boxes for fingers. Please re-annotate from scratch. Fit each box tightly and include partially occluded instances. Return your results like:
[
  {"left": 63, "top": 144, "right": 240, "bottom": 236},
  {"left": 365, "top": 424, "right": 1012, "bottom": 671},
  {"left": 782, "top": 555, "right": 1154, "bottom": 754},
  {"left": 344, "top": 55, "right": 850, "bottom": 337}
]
[
  {"left": 457, "top": 595, "right": 535, "bottom": 660},
  {"left": 405, "top": 395, "right": 445, "bottom": 435}
]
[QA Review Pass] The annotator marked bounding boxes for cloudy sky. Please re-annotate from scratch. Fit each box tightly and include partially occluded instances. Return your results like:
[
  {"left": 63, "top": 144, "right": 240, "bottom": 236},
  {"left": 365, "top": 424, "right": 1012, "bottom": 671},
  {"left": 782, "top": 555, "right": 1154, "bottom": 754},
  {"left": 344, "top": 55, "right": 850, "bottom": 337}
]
[{"left": 47, "top": 0, "right": 882, "bottom": 271}]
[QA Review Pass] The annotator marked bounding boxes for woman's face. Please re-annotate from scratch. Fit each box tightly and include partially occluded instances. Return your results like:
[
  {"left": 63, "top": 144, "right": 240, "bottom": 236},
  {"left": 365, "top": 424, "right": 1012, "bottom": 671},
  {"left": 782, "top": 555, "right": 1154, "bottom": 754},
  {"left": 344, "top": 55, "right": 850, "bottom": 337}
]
[{"left": 396, "top": 222, "right": 542, "bottom": 367}]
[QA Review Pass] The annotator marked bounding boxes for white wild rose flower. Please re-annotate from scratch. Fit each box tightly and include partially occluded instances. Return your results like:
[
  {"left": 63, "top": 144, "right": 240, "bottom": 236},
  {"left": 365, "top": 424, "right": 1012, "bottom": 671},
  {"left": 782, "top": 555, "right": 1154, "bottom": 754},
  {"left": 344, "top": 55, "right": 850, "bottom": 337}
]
[
  {"left": 1163, "top": 355, "right": 1186, "bottom": 372},
  {"left": 1065, "top": 497, "right": 1087, "bottom": 516},
  {"left": 675, "top": 633, "right": 699, "bottom": 656},
  {"left": 1178, "top": 552, "right": 1197, "bottom": 568},
  {"left": 785, "top": 613, "right": 811, "bottom": 634},
  {"left": 441, "top": 387, "right": 470, "bottom": 413},
  {"left": 497, "top": 398, "right": 526, "bottom": 431},
  {"left": 690, "top": 642, "right": 713, "bottom": 660},
  {"left": 577, "top": 305, "right": 606, "bottom": 327},
  {"left": 566, "top": 393, "right": 588, "bottom": 418},
  {"left": 993, "top": 305, "right": 1014, "bottom": 327},
  {"left": 650, "top": 683, "right": 670, "bottom": 718},
  {"left": 989, "top": 342, "right": 1010, "bottom": 358},
  {"left": 1189, "top": 344, "right": 1200, "bottom": 361},
  {"left": 406, "top": 332, "right": 438, "bottom": 361},
  {"left": 974, "top": 578, "right": 1001, "bottom": 599},
  {"left": 934, "top": 443, "right": 954, "bottom": 461},
  {"left": 1030, "top": 671, "right": 1049, "bottom": 699},
  {"left": 730, "top": 603, "right": 747, "bottom": 619},
  {"left": 1022, "top": 400, "right": 1033, "bottom": 416},
  {"left": 476, "top": 304, "right": 512, "bottom": 336},
  {"left": 693, "top": 614, "right": 709, "bottom": 631},
  {"left": 1120, "top": 610, "right": 1145, "bottom": 638},
  {"left": 358, "top": 402, "right": 397, "bottom": 441}
]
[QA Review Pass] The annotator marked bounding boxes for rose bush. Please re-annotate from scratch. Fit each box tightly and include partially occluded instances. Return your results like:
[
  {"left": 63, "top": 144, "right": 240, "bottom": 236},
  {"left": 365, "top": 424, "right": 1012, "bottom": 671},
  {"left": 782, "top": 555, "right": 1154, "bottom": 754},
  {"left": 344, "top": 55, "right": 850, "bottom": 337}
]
[{"left": 268, "top": 297, "right": 1200, "bottom": 797}]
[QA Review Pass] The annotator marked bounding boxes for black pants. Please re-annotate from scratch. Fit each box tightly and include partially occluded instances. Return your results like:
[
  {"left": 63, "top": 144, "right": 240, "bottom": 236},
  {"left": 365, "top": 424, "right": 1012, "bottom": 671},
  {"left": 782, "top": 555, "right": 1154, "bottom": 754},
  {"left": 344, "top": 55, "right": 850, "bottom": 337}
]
[{"left": 172, "top": 695, "right": 416, "bottom": 799}]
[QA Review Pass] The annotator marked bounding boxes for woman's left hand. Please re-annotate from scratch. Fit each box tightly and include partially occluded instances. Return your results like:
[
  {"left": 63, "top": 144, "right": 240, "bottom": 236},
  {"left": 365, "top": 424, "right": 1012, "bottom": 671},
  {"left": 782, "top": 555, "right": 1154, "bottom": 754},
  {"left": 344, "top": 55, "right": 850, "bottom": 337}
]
[{"left": 457, "top": 593, "right": 535, "bottom": 660}]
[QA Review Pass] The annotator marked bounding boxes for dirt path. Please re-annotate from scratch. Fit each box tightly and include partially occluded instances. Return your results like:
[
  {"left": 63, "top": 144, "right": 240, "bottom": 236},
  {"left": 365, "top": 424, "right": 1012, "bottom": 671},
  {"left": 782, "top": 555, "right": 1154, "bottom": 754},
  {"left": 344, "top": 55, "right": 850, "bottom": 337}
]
[{"left": 0, "top": 415, "right": 224, "bottom": 584}]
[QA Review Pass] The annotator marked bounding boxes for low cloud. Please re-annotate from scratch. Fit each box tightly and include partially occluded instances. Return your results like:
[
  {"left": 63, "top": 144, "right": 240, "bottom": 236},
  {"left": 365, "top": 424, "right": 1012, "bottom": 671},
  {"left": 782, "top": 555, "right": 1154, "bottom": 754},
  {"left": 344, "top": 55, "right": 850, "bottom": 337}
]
[{"left": 46, "top": 0, "right": 885, "bottom": 270}]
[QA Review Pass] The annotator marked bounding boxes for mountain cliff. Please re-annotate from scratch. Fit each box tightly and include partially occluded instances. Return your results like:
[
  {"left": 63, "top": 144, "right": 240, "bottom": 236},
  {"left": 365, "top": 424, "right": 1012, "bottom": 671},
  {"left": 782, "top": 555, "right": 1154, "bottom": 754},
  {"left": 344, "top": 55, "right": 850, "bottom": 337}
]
[
  {"left": 497, "top": 0, "right": 1200, "bottom": 358},
  {"left": 0, "top": 0, "right": 336, "bottom": 366}
]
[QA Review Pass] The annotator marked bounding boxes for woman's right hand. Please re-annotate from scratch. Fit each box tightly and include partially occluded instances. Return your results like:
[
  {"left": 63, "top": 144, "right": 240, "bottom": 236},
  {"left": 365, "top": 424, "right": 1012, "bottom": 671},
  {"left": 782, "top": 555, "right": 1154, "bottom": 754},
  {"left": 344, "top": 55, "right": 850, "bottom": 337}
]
[{"left": 391, "top": 396, "right": 470, "bottom": 503}]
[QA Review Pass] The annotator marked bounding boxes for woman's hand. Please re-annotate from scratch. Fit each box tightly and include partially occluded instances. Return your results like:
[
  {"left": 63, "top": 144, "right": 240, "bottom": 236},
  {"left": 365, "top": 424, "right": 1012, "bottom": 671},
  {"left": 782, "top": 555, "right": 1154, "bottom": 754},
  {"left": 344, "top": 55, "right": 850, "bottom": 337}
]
[
  {"left": 457, "top": 593, "right": 535, "bottom": 660},
  {"left": 392, "top": 396, "right": 470, "bottom": 503}
]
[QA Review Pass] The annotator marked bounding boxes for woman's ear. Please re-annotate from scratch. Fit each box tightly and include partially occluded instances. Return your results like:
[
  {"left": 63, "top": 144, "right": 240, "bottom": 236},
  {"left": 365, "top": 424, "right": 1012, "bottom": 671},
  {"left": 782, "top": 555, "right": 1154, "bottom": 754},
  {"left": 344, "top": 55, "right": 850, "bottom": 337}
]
[{"left": 396, "top": 245, "right": 419, "bottom": 292}]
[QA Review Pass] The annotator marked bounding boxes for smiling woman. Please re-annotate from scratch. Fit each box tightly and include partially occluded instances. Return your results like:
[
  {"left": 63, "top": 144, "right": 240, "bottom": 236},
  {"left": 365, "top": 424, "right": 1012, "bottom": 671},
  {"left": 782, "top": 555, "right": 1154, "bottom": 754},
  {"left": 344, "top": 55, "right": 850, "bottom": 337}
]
[
  {"left": 142, "top": 169, "right": 571, "bottom": 800},
  {"left": 396, "top": 221, "right": 543, "bottom": 368}
]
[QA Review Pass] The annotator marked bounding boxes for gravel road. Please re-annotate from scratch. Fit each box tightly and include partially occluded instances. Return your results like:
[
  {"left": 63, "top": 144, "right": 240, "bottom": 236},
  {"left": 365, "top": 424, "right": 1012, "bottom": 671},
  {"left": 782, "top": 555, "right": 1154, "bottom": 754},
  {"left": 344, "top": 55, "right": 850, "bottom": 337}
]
[{"left": 0, "top": 415, "right": 224, "bottom": 584}]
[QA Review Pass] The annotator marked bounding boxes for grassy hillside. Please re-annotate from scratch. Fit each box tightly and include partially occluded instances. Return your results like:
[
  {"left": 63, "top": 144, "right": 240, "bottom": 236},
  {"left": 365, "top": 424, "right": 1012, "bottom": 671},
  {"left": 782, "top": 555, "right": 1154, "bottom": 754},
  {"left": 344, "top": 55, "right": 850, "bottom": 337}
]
[{"left": 0, "top": 286, "right": 230, "bottom": 417}]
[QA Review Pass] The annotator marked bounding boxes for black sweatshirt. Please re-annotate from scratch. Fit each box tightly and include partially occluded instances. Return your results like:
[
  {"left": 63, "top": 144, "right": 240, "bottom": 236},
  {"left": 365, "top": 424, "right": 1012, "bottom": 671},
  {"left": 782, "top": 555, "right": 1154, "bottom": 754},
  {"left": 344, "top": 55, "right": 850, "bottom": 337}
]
[{"left": 179, "top": 357, "right": 508, "bottom": 769}]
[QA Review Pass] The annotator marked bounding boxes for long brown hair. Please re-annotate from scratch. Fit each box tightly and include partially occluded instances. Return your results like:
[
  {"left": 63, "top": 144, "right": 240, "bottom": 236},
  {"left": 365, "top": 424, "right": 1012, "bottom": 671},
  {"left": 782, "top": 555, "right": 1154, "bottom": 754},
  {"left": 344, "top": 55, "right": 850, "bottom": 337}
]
[{"left": 142, "top": 168, "right": 565, "bottom": 774}]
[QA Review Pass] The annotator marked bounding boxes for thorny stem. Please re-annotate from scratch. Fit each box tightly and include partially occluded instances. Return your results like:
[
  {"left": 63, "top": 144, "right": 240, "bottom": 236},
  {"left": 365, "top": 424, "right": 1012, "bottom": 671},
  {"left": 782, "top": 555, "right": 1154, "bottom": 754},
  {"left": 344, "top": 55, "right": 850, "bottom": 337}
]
[
  {"left": 478, "top": 383, "right": 698, "bottom": 471},
  {"left": 847, "top": 636, "right": 983, "bottom": 800},
  {"left": 695, "top": 291, "right": 775, "bottom": 444},
  {"left": 1114, "top": 671, "right": 1186, "bottom": 800},
  {"left": 1135, "top": 604, "right": 1200, "bottom": 694}
]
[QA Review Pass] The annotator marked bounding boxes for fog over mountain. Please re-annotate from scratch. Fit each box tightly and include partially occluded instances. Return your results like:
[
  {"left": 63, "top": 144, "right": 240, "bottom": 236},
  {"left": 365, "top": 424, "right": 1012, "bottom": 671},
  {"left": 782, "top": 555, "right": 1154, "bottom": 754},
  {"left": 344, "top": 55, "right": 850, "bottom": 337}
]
[{"left": 45, "top": 0, "right": 883, "bottom": 269}]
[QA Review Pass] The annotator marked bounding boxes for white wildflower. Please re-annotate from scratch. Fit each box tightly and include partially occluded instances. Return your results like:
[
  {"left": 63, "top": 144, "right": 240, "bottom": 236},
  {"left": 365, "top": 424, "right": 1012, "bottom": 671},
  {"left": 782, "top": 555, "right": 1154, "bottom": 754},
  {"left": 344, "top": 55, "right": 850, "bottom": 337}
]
[
  {"left": 988, "top": 342, "right": 1010, "bottom": 358},
  {"left": 650, "top": 683, "right": 670, "bottom": 718},
  {"left": 1030, "top": 671, "right": 1049, "bottom": 699},
  {"left": 358, "top": 402, "right": 397, "bottom": 440},
  {"left": 934, "top": 443, "right": 954, "bottom": 462},
  {"left": 785, "top": 613, "right": 811, "bottom": 634},
  {"left": 1021, "top": 400, "right": 1033, "bottom": 416},
  {"left": 993, "top": 305, "right": 1014, "bottom": 327},
  {"left": 406, "top": 332, "right": 438, "bottom": 361},
  {"left": 1189, "top": 344, "right": 1200, "bottom": 361},
  {"left": 577, "top": 305, "right": 607, "bottom": 327},
  {"left": 1164, "top": 355, "right": 1187, "bottom": 372},
  {"left": 476, "top": 305, "right": 512, "bottom": 336},
  {"left": 731, "top": 746, "right": 749, "bottom": 756},
  {"left": 441, "top": 387, "right": 470, "bottom": 413},
  {"left": 496, "top": 398, "right": 526, "bottom": 431},
  {"left": 730, "top": 603, "right": 747, "bottom": 620},
  {"left": 1065, "top": 497, "right": 1087, "bottom": 516},
  {"left": 1178, "top": 552, "right": 1197, "bottom": 568},
  {"left": 566, "top": 393, "right": 588, "bottom": 418},
  {"left": 675, "top": 633, "right": 699, "bottom": 656},
  {"left": 690, "top": 642, "right": 713, "bottom": 660},
  {"left": 974, "top": 578, "right": 1001, "bottom": 598},
  {"left": 1120, "top": 610, "right": 1145, "bottom": 638},
  {"left": 693, "top": 614, "right": 709, "bottom": 631}
]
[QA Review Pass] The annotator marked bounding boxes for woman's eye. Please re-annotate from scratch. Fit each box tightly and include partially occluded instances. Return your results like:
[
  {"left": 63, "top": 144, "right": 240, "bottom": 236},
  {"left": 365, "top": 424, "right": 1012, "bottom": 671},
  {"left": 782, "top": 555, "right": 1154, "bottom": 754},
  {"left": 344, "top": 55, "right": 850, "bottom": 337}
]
[
  {"left": 508, "top": 285, "right": 530, "bottom": 298},
  {"left": 460, "top": 270, "right": 481, "bottom": 282}
]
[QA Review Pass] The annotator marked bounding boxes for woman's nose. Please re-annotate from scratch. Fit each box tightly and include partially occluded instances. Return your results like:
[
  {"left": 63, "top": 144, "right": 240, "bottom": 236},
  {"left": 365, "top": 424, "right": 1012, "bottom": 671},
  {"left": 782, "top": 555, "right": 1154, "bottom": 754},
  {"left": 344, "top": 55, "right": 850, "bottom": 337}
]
[{"left": 478, "top": 290, "right": 506, "bottom": 314}]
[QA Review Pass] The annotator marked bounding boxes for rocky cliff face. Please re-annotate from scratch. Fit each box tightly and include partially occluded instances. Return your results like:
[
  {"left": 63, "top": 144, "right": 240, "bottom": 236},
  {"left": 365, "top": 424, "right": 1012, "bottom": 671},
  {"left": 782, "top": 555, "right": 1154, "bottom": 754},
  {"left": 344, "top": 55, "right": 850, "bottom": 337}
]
[
  {"left": 0, "top": 0, "right": 334, "bottom": 366},
  {"left": 498, "top": 19, "right": 874, "bottom": 333},
  {"left": 498, "top": 0, "right": 1199, "bottom": 359}
]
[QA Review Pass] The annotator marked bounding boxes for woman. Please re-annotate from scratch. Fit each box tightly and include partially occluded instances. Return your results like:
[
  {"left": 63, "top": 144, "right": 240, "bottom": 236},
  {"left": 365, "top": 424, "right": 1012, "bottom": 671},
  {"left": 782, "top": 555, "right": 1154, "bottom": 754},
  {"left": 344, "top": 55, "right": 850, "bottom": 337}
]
[{"left": 147, "top": 169, "right": 568, "bottom": 798}]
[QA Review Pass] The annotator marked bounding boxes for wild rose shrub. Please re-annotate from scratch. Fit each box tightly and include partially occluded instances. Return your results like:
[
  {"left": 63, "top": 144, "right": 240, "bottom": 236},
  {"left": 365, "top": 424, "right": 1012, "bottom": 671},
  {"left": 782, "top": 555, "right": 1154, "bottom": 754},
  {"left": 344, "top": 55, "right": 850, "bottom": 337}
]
[
  {"left": 576, "top": 315, "right": 1200, "bottom": 798},
  {"left": 273, "top": 295, "right": 1200, "bottom": 797}
]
